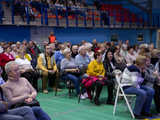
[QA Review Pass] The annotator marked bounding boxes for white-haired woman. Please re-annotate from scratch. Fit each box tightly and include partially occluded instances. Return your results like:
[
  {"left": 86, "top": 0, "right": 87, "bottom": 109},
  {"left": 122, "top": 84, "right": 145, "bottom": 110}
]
[
  {"left": 75, "top": 45, "right": 90, "bottom": 75},
  {"left": 15, "top": 47, "right": 39, "bottom": 91},
  {"left": 85, "top": 43, "right": 94, "bottom": 61},
  {"left": 60, "top": 48, "right": 82, "bottom": 95}
]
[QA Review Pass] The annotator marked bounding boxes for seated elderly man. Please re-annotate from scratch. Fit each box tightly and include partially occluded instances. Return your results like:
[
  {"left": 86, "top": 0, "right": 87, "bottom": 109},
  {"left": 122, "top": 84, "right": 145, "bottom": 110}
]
[
  {"left": 2, "top": 61, "right": 51, "bottom": 120},
  {"left": 71, "top": 45, "right": 79, "bottom": 58},
  {"left": 0, "top": 86, "right": 37, "bottom": 120}
]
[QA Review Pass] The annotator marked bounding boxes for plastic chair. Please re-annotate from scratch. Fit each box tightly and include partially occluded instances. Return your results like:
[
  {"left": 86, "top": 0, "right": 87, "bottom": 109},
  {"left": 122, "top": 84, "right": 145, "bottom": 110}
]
[{"left": 113, "top": 70, "right": 135, "bottom": 119}]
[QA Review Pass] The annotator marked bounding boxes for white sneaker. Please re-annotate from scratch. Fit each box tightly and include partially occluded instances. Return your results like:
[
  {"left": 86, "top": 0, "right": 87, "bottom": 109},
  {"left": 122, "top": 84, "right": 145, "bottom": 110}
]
[
  {"left": 80, "top": 94, "right": 87, "bottom": 100},
  {"left": 83, "top": 92, "right": 88, "bottom": 98}
]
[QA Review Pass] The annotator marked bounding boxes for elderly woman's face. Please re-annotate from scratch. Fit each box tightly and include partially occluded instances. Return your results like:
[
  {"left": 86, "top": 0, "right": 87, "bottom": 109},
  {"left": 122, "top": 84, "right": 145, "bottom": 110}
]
[{"left": 65, "top": 52, "right": 71, "bottom": 59}]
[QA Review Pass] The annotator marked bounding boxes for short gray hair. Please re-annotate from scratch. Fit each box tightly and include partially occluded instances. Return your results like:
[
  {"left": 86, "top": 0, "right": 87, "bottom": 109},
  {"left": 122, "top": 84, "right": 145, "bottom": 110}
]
[
  {"left": 78, "top": 45, "right": 86, "bottom": 53},
  {"left": 5, "top": 61, "right": 17, "bottom": 74},
  {"left": 63, "top": 48, "right": 71, "bottom": 56}
]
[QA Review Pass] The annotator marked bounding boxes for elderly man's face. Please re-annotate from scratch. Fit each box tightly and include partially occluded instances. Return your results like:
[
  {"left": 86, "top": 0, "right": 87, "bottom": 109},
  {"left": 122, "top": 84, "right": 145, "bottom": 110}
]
[
  {"left": 72, "top": 46, "right": 78, "bottom": 54},
  {"left": 9, "top": 64, "right": 20, "bottom": 80}
]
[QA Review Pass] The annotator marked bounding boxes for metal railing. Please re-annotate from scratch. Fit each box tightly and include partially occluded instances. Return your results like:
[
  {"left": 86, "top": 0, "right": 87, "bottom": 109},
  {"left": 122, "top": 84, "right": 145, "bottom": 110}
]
[{"left": 0, "top": 1, "right": 160, "bottom": 28}]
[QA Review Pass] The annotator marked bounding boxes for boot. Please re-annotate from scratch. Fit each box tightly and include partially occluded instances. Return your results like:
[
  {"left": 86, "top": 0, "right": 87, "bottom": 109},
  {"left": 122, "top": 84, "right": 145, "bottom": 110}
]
[{"left": 94, "top": 83, "right": 103, "bottom": 105}]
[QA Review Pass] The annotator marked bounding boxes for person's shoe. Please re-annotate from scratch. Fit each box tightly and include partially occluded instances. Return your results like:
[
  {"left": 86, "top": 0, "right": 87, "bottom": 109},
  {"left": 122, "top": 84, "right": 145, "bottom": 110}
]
[
  {"left": 83, "top": 92, "right": 88, "bottom": 98},
  {"left": 80, "top": 94, "right": 87, "bottom": 100},
  {"left": 43, "top": 90, "right": 48, "bottom": 94},
  {"left": 134, "top": 114, "right": 146, "bottom": 119},
  {"left": 94, "top": 99, "right": 101, "bottom": 106},
  {"left": 141, "top": 112, "right": 153, "bottom": 117},
  {"left": 106, "top": 100, "right": 114, "bottom": 105}
]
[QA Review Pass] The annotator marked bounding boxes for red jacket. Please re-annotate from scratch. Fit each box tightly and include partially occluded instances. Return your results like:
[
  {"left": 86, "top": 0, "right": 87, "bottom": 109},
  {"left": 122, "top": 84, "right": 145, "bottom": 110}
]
[{"left": 0, "top": 53, "right": 15, "bottom": 67}]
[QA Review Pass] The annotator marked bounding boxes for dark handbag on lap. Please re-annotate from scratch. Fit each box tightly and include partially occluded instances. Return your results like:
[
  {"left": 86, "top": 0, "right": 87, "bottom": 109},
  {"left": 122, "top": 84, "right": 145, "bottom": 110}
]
[{"left": 12, "top": 99, "right": 40, "bottom": 108}]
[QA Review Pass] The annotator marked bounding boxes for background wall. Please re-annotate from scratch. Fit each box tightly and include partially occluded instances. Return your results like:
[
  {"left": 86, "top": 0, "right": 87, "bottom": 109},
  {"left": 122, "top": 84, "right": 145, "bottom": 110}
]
[
  {"left": 0, "top": 25, "right": 157, "bottom": 46},
  {"left": 0, "top": 26, "right": 30, "bottom": 42}
]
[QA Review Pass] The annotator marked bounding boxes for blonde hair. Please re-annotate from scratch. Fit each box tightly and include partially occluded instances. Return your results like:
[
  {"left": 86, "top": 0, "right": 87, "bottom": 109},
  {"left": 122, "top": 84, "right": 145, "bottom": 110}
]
[
  {"left": 135, "top": 55, "right": 146, "bottom": 66},
  {"left": 151, "top": 49, "right": 160, "bottom": 57}
]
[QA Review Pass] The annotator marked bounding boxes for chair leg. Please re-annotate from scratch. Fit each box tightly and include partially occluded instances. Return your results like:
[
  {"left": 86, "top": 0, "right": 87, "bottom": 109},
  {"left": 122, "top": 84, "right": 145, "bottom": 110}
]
[
  {"left": 113, "top": 86, "right": 120, "bottom": 116},
  {"left": 120, "top": 87, "right": 135, "bottom": 119},
  {"left": 78, "top": 86, "right": 82, "bottom": 104},
  {"left": 54, "top": 73, "right": 59, "bottom": 96},
  {"left": 68, "top": 80, "right": 72, "bottom": 97}
]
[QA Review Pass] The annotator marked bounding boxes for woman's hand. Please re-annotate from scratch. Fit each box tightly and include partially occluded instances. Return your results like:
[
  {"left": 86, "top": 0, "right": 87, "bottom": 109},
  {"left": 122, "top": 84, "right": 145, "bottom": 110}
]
[{"left": 153, "top": 71, "right": 159, "bottom": 77}]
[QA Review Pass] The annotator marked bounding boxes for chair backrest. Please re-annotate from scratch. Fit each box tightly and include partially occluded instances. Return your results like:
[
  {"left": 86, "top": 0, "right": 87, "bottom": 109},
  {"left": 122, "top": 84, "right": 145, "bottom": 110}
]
[{"left": 113, "top": 69, "right": 122, "bottom": 87}]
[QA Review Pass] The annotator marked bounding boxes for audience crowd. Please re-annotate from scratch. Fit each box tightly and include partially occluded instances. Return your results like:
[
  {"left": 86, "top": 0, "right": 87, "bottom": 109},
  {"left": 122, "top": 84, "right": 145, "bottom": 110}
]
[
  {"left": 11, "top": 0, "right": 87, "bottom": 22},
  {"left": 0, "top": 38, "right": 160, "bottom": 119}
]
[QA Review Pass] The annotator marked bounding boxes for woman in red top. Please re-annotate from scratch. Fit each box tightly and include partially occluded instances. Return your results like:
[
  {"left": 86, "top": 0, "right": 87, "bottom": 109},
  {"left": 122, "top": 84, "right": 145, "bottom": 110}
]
[{"left": 0, "top": 45, "right": 15, "bottom": 81}]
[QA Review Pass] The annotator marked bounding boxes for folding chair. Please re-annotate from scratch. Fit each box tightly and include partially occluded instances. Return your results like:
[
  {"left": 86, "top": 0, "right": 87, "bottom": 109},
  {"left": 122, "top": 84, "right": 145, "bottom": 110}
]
[{"left": 113, "top": 70, "right": 135, "bottom": 119}]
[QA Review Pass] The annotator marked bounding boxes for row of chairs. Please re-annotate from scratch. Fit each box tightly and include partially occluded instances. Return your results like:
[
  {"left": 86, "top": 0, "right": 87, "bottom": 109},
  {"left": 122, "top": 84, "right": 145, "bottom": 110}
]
[{"left": 54, "top": 70, "right": 136, "bottom": 119}]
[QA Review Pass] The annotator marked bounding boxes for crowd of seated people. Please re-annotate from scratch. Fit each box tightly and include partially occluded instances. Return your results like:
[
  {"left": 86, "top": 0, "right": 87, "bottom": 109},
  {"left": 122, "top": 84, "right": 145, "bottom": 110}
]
[
  {"left": 1, "top": 0, "right": 146, "bottom": 27},
  {"left": 1, "top": 38, "right": 160, "bottom": 119},
  {"left": 10, "top": 0, "right": 87, "bottom": 22}
]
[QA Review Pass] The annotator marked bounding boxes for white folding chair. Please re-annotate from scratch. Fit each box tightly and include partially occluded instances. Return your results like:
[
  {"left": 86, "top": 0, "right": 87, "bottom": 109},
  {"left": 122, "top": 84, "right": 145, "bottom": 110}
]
[{"left": 113, "top": 70, "right": 135, "bottom": 119}]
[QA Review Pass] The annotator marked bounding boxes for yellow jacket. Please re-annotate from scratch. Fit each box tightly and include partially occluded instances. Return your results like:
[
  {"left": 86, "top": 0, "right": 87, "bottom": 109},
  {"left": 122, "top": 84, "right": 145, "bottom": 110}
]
[
  {"left": 37, "top": 53, "right": 57, "bottom": 72},
  {"left": 87, "top": 60, "right": 105, "bottom": 77}
]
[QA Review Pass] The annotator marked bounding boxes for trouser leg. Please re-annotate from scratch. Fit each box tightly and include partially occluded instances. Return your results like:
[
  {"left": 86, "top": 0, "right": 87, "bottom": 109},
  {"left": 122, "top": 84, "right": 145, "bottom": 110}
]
[
  {"left": 8, "top": 106, "right": 37, "bottom": 120},
  {"left": 141, "top": 85, "right": 155, "bottom": 113},
  {"left": 124, "top": 87, "right": 147, "bottom": 115},
  {"left": 32, "top": 106, "right": 51, "bottom": 120},
  {"left": 154, "top": 84, "right": 160, "bottom": 113},
  {"left": 42, "top": 71, "right": 48, "bottom": 90},
  {"left": 94, "top": 81, "right": 103, "bottom": 101}
]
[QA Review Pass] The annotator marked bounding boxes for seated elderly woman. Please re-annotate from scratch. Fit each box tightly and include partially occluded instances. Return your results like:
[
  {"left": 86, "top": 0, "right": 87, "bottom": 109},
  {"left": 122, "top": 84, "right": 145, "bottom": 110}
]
[
  {"left": 84, "top": 50, "right": 114, "bottom": 105},
  {"left": 1, "top": 61, "right": 51, "bottom": 120},
  {"left": 121, "top": 55, "right": 154, "bottom": 119},
  {"left": 75, "top": 45, "right": 91, "bottom": 77},
  {"left": 15, "top": 48, "right": 39, "bottom": 91},
  {"left": 60, "top": 48, "right": 82, "bottom": 96}
]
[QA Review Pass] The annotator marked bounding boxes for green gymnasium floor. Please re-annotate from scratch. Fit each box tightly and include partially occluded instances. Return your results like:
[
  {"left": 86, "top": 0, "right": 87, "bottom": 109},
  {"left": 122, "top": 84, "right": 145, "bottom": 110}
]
[
  {"left": 36, "top": 79, "right": 160, "bottom": 120},
  {"left": 36, "top": 87, "right": 135, "bottom": 120}
]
